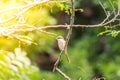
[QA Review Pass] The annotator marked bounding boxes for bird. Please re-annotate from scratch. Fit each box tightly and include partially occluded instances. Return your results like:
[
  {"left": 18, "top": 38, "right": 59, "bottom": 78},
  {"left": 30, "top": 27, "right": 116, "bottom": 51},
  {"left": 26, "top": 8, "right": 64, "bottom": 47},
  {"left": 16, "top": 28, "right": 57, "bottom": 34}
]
[{"left": 56, "top": 36, "right": 70, "bottom": 63}]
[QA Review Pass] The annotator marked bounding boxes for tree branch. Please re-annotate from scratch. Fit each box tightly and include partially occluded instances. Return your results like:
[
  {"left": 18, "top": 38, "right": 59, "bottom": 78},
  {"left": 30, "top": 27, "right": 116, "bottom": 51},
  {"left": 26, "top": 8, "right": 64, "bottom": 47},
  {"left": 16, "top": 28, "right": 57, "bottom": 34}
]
[
  {"left": 0, "top": 0, "right": 50, "bottom": 23},
  {"left": 53, "top": 0, "right": 75, "bottom": 80},
  {"left": 39, "top": 10, "right": 119, "bottom": 29},
  {"left": 53, "top": 0, "right": 75, "bottom": 70},
  {"left": 55, "top": 67, "right": 71, "bottom": 80}
]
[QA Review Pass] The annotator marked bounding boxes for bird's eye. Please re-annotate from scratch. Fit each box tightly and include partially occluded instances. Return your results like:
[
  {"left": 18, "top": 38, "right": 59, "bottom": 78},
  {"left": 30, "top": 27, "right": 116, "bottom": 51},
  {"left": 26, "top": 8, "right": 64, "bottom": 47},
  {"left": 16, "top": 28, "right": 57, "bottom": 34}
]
[
  {"left": 57, "top": 37, "right": 61, "bottom": 39},
  {"left": 56, "top": 36, "right": 63, "bottom": 39}
]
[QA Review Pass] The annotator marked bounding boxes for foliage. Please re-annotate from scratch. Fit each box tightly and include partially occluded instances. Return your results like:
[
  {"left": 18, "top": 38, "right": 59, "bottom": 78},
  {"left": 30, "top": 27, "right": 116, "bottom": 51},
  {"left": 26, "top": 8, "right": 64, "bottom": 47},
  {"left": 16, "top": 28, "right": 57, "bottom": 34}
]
[
  {"left": 93, "top": 0, "right": 118, "bottom": 9},
  {"left": 0, "top": 0, "right": 68, "bottom": 80},
  {"left": 60, "top": 32, "right": 120, "bottom": 79},
  {"left": 98, "top": 30, "right": 119, "bottom": 38},
  {"left": 0, "top": 48, "right": 64, "bottom": 80},
  {"left": 0, "top": 48, "right": 41, "bottom": 80},
  {"left": 0, "top": 0, "right": 120, "bottom": 80},
  {"left": 94, "top": 0, "right": 120, "bottom": 37}
]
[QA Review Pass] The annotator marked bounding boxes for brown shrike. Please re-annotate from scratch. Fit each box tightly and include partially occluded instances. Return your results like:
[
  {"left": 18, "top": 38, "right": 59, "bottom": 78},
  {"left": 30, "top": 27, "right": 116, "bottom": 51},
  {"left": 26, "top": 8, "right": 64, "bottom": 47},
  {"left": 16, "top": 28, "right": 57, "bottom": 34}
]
[{"left": 56, "top": 36, "right": 70, "bottom": 63}]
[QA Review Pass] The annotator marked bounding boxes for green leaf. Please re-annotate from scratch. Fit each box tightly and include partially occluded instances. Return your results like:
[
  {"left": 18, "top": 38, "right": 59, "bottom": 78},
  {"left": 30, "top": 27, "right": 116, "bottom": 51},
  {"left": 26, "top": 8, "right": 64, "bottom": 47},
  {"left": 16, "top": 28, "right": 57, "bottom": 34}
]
[
  {"left": 12, "top": 34, "right": 37, "bottom": 45},
  {"left": 0, "top": 48, "right": 40, "bottom": 80},
  {"left": 97, "top": 30, "right": 112, "bottom": 36},
  {"left": 111, "top": 30, "right": 119, "bottom": 37},
  {"left": 18, "top": 35, "right": 32, "bottom": 41},
  {"left": 75, "top": 8, "right": 84, "bottom": 12}
]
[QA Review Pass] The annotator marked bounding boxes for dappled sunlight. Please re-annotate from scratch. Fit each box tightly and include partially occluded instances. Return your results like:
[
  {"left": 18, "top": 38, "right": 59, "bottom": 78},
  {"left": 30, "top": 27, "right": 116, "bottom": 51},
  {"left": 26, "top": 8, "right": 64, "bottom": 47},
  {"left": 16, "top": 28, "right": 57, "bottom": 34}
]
[{"left": 0, "top": 0, "right": 120, "bottom": 80}]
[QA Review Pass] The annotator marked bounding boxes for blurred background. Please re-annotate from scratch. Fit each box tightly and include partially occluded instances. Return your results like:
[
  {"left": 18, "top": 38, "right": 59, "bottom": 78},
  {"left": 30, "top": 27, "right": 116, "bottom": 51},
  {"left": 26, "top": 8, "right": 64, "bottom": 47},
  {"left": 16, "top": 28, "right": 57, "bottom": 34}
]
[{"left": 0, "top": 0, "right": 120, "bottom": 80}]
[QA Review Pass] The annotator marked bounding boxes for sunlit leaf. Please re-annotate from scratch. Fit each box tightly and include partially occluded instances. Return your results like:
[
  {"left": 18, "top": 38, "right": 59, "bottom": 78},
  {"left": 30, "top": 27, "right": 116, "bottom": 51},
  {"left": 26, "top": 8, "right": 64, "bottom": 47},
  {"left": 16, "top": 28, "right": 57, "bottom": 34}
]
[
  {"left": 7, "top": 52, "right": 15, "bottom": 60},
  {"left": 75, "top": 8, "right": 84, "bottom": 12},
  {"left": 12, "top": 34, "right": 36, "bottom": 45},
  {"left": 98, "top": 30, "right": 112, "bottom": 36},
  {"left": 111, "top": 30, "right": 119, "bottom": 37},
  {"left": 0, "top": 48, "right": 40, "bottom": 79},
  {"left": 11, "top": 60, "right": 23, "bottom": 68},
  {"left": 9, "top": 64, "right": 18, "bottom": 72}
]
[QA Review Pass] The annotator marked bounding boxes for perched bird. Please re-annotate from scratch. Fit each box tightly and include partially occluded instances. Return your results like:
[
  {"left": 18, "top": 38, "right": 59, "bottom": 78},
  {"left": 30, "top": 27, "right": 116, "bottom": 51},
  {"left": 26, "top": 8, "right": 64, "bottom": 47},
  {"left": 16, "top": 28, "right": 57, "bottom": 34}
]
[{"left": 56, "top": 36, "right": 70, "bottom": 63}]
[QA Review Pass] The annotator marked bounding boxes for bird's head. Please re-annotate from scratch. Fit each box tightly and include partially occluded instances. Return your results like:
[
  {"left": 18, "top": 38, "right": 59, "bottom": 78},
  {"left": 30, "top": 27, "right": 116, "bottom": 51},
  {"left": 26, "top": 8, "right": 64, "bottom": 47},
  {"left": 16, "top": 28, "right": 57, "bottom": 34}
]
[{"left": 56, "top": 36, "right": 64, "bottom": 40}]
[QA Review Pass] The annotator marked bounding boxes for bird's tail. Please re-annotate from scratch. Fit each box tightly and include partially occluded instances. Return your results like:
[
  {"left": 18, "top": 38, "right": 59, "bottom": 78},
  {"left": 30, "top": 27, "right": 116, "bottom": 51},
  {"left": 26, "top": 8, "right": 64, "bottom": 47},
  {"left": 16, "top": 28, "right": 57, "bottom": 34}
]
[{"left": 65, "top": 49, "right": 70, "bottom": 63}]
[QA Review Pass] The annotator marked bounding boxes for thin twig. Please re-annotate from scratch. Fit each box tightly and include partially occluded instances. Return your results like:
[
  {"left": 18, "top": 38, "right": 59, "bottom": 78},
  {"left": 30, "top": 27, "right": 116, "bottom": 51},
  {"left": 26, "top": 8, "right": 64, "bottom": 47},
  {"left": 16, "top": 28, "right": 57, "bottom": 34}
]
[
  {"left": 56, "top": 67, "right": 71, "bottom": 80},
  {"left": 0, "top": 23, "right": 57, "bottom": 37},
  {"left": 36, "top": 29, "right": 57, "bottom": 36},
  {"left": 66, "top": 0, "right": 75, "bottom": 43},
  {"left": 0, "top": 0, "right": 50, "bottom": 23},
  {"left": 99, "top": 1, "right": 108, "bottom": 16},
  {"left": 16, "top": 9, "right": 26, "bottom": 24},
  {"left": 108, "top": 0, "right": 116, "bottom": 15},
  {"left": 1, "top": 9, "right": 119, "bottom": 39},
  {"left": 39, "top": 10, "right": 119, "bottom": 29},
  {"left": 0, "top": 0, "right": 49, "bottom": 13},
  {"left": 99, "top": 1, "right": 111, "bottom": 24},
  {"left": 53, "top": 0, "right": 75, "bottom": 71}
]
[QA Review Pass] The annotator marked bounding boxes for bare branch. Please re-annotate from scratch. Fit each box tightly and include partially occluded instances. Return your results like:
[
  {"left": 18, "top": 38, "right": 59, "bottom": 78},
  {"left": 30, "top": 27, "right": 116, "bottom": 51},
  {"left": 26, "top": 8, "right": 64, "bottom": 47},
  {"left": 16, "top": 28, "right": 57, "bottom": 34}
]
[
  {"left": 108, "top": 0, "right": 116, "bottom": 15},
  {"left": 99, "top": 1, "right": 108, "bottom": 16},
  {"left": 0, "top": 8, "right": 119, "bottom": 44},
  {"left": 39, "top": 10, "right": 120, "bottom": 29},
  {"left": 99, "top": 1, "right": 111, "bottom": 25},
  {"left": 0, "top": 0, "right": 50, "bottom": 23},
  {"left": 53, "top": 0, "right": 75, "bottom": 72},
  {"left": 55, "top": 67, "right": 71, "bottom": 80},
  {"left": 0, "top": 0, "right": 49, "bottom": 13}
]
